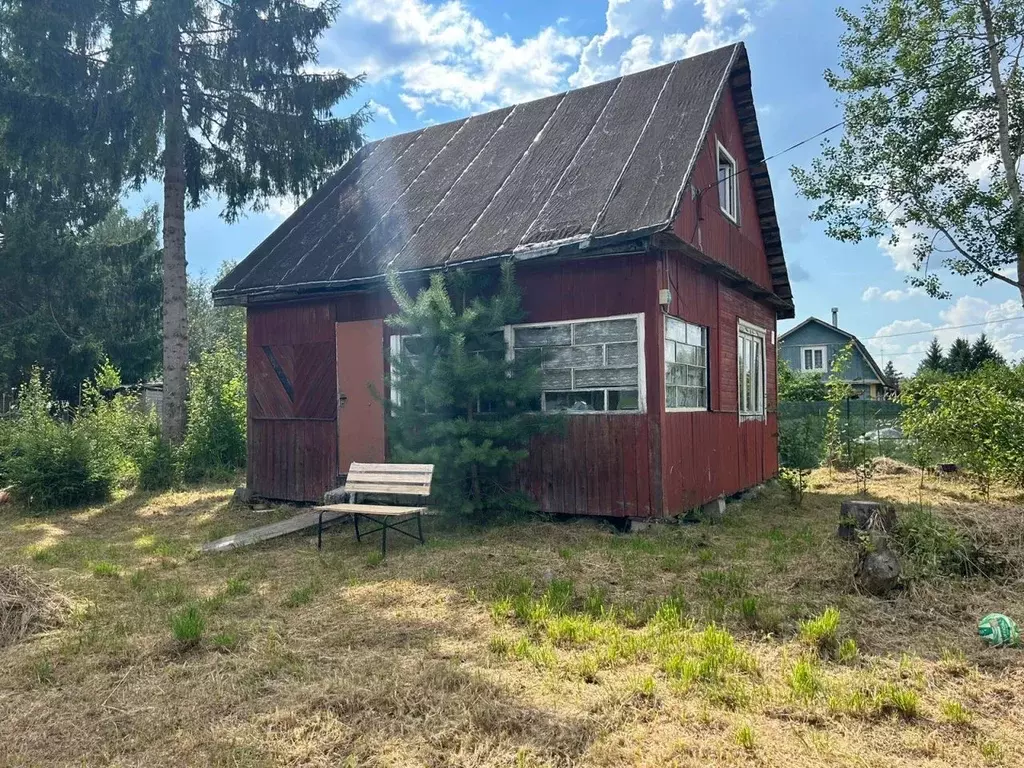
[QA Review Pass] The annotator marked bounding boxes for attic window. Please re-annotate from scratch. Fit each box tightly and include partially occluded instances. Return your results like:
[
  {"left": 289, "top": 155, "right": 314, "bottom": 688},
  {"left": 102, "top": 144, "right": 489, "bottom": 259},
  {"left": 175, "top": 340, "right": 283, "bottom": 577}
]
[{"left": 717, "top": 141, "right": 739, "bottom": 223}]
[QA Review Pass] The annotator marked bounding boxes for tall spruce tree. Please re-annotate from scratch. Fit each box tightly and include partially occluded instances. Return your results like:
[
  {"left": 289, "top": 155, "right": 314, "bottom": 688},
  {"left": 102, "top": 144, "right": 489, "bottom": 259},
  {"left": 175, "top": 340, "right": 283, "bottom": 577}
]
[
  {"left": 946, "top": 337, "right": 974, "bottom": 374},
  {"left": 0, "top": 0, "right": 365, "bottom": 441},
  {"left": 386, "top": 262, "right": 551, "bottom": 515},
  {"left": 919, "top": 337, "right": 946, "bottom": 373},
  {"left": 971, "top": 333, "right": 1006, "bottom": 369},
  {"left": 883, "top": 360, "right": 899, "bottom": 386}
]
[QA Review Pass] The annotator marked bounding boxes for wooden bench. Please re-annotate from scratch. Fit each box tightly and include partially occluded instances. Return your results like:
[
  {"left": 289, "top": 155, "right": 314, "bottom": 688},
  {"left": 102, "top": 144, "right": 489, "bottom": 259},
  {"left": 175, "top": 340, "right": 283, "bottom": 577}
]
[{"left": 314, "top": 463, "right": 434, "bottom": 555}]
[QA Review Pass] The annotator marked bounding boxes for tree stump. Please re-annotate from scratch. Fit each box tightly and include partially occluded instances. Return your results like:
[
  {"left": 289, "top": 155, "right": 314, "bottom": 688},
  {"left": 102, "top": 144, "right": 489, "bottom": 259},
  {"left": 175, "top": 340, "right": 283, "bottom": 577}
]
[
  {"left": 855, "top": 531, "right": 902, "bottom": 596},
  {"left": 838, "top": 500, "right": 896, "bottom": 540}
]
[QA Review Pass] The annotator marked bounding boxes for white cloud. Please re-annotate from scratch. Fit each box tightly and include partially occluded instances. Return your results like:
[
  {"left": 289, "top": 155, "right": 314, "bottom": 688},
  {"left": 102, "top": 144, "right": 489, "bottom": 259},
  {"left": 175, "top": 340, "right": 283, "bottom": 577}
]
[
  {"left": 322, "top": 0, "right": 585, "bottom": 112},
  {"left": 862, "top": 285, "right": 922, "bottom": 302},
  {"left": 368, "top": 99, "right": 397, "bottom": 124},
  {"left": 571, "top": 0, "right": 755, "bottom": 88},
  {"left": 320, "top": 0, "right": 763, "bottom": 114},
  {"left": 864, "top": 295, "right": 1024, "bottom": 372},
  {"left": 265, "top": 196, "right": 299, "bottom": 220}
]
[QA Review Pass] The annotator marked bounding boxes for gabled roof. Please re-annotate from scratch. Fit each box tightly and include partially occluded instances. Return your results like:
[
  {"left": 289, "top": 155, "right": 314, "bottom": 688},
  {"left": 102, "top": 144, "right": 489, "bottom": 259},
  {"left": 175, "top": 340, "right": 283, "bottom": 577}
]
[
  {"left": 779, "top": 317, "right": 888, "bottom": 383},
  {"left": 214, "top": 42, "right": 793, "bottom": 314}
]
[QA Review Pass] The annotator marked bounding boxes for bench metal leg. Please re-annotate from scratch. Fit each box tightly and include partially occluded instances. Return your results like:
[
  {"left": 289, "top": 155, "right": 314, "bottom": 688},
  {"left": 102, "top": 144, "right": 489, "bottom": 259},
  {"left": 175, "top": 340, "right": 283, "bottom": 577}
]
[
  {"left": 354, "top": 513, "right": 362, "bottom": 542},
  {"left": 317, "top": 510, "right": 325, "bottom": 551},
  {"left": 416, "top": 512, "right": 424, "bottom": 544}
]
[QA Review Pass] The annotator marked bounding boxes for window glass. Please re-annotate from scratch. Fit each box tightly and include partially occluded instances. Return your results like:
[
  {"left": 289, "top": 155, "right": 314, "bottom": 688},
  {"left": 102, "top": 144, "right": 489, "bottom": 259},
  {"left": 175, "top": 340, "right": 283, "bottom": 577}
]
[
  {"left": 739, "top": 325, "right": 765, "bottom": 418},
  {"left": 513, "top": 316, "right": 643, "bottom": 413},
  {"left": 665, "top": 316, "right": 708, "bottom": 410},
  {"left": 717, "top": 143, "right": 739, "bottom": 220}
]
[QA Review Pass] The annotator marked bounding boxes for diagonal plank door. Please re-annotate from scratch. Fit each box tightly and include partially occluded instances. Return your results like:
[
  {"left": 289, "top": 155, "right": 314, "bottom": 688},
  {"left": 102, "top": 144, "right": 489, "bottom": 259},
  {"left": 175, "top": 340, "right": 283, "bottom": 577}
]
[{"left": 336, "top": 319, "right": 386, "bottom": 471}]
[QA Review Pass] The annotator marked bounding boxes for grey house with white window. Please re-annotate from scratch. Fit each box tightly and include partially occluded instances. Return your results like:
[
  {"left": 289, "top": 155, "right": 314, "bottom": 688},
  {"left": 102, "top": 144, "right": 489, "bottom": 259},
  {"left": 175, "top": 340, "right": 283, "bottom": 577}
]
[{"left": 778, "top": 310, "right": 889, "bottom": 400}]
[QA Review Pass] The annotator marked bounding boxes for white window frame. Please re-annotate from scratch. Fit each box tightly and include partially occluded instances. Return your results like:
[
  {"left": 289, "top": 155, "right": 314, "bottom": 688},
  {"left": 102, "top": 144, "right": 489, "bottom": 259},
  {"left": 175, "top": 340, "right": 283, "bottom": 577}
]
[
  {"left": 391, "top": 313, "right": 647, "bottom": 415},
  {"left": 800, "top": 344, "right": 828, "bottom": 373},
  {"left": 510, "top": 313, "right": 646, "bottom": 415},
  {"left": 717, "top": 140, "right": 740, "bottom": 224},
  {"left": 737, "top": 320, "right": 766, "bottom": 421},
  {"left": 665, "top": 316, "right": 709, "bottom": 413}
]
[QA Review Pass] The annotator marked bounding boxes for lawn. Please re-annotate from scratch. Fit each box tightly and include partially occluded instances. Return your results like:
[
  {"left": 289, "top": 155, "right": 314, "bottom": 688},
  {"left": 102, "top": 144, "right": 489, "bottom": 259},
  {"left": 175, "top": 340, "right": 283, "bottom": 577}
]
[{"left": 1, "top": 468, "right": 1023, "bottom": 767}]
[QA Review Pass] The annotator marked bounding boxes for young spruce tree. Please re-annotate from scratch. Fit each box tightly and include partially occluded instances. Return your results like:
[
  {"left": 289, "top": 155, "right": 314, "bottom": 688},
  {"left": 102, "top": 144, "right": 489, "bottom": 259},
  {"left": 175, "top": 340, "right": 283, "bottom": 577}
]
[{"left": 385, "top": 262, "right": 550, "bottom": 516}]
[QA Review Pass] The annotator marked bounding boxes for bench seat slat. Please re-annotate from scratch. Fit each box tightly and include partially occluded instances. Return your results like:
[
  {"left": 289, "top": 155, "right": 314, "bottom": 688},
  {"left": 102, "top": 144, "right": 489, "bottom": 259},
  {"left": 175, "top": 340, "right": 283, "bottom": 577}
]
[
  {"left": 344, "top": 482, "right": 431, "bottom": 495},
  {"left": 349, "top": 463, "right": 434, "bottom": 473},
  {"left": 344, "top": 472, "right": 433, "bottom": 484},
  {"left": 315, "top": 503, "right": 427, "bottom": 516}
]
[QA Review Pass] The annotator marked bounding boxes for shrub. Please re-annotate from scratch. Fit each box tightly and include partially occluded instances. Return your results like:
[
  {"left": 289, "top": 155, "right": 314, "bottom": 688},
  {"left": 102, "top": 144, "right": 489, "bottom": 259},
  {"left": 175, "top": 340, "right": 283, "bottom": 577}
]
[
  {"left": 137, "top": 435, "right": 180, "bottom": 491},
  {"left": 77, "top": 359, "right": 155, "bottom": 484},
  {"left": 181, "top": 346, "right": 246, "bottom": 482},
  {"left": 891, "top": 505, "right": 1000, "bottom": 578},
  {"left": 901, "top": 367, "right": 1024, "bottom": 492},
  {"left": 2, "top": 370, "right": 118, "bottom": 509}
]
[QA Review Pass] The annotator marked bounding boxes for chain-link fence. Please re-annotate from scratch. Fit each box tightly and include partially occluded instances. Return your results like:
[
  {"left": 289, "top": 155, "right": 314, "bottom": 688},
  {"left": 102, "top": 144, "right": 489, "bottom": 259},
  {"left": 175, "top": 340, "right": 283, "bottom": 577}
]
[{"left": 778, "top": 399, "right": 910, "bottom": 468}]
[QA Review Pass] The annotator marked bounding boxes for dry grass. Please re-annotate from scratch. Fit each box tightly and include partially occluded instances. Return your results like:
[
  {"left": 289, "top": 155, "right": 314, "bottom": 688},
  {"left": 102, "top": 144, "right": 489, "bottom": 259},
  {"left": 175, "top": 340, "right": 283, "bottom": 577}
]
[
  {"left": 1, "top": 472, "right": 1023, "bottom": 766},
  {"left": 0, "top": 566, "right": 74, "bottom": 648}
]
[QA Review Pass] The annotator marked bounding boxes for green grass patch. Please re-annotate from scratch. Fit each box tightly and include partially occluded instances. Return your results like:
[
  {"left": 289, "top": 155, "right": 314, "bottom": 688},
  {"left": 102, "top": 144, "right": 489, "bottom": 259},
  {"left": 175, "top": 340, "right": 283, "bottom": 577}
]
[
  {"left": 170, "top": 603, "right": 205, "bottom": 646},
  {"left": 90, "top": 560, "right": 122, "bottom": 578}
]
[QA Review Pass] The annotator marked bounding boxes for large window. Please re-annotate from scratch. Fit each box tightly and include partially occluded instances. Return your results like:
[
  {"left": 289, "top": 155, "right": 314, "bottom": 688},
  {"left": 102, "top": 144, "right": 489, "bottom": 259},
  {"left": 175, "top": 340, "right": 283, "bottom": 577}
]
[
  {"left": 512, "top": 315, "right": 644, "bottom": 413},
  {"left": 738, "top": 322, "right": 766, "bottom": 419},
  {"left": 717, "top": 140, "right": 739, "bottom": 223},
  {"left": 665, "top": 316, "right": 708, "bottom": 410},
  {"left": 801, "top": 345, "right": 827, "bottom": 372}
]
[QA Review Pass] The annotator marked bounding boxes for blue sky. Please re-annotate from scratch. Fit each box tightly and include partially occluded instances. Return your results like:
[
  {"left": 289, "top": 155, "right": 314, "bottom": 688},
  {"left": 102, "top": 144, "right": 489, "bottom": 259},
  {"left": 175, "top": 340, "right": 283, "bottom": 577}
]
[{"left": 157, "top": 0, "right": 1024, "bottom": 374}]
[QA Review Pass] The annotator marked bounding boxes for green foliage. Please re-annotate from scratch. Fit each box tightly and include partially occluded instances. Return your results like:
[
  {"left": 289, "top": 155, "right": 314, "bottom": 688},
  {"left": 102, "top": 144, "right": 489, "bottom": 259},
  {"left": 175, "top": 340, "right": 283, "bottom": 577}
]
[
  {"left": 824, "top": 344, "right": 855, "bottom": 469},
  {"left": 787, "top": 656, "right": 823, "bottom": 700},
  {"left": 0, "top": 204, "right": 162, "bottom": 401},
  {"left": 792, "top": 0, "right": 1024, "bottom": 302},
  {"left": 799, "top": 607, "right": 842, "bottom": 659},
  {"left": 137, "top": 436, "right": 180, "bottom": 492},
  {"left": 919, "top": 338, "right": 946, "bottom": 374},
  {"left": 180, "top": 346, "right": 246, "bottom": 482},
  {"left": 78, "top": 359, "right": 157, "bottom": 485},
  {"left": 891, "top": 505, "right": 1000, "bottom": 579},
  {"left": 170, "top": 603, "right": 205, "bottom": 646},
  {"left": 385, "top": 261, "right": 553, "bottom": 515},
  {"left": 2, "top": 369, "right": 119, "bottom": 509},
  {"left": 188, "top": 262, "right": 246, "bottom": 363},
  {"left": 901, "top": 367, "right": 1024, "bottom": 491},
  {"left": 778, "top": 360, "right": 827, "bottom": 402},
  {"left": 946, "top": 338, "right": 974, "bottom": 376}
]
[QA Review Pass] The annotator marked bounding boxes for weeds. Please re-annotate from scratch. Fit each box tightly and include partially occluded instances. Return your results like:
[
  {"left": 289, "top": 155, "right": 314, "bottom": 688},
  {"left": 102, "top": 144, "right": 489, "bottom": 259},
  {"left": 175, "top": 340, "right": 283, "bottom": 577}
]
[
  {"left": 941, "top": 700, "right": 972, "bottom": 726},
  {"left": 875, "top": 683, "right": 919, "bottom": 719},
  {"left": 90, "top": 561, "right": 121, "bottom": 578},
  {"left": 787, "top": 656, "right": 823, "bottom": 700},
  {"left": 170, "top": 604, "right": 204, "bottom": 646},
  {"left": 798, "top": 607, "right": 842, "bottom": 659},
  {"left": 735, "top": 723, "right": 756, "bottom": 751},
  {"left": 284, "top": 580, "right": 320, "bottom": 608},
  {"left": 225, "top": 577, "right": 251, "bottom": 597}
]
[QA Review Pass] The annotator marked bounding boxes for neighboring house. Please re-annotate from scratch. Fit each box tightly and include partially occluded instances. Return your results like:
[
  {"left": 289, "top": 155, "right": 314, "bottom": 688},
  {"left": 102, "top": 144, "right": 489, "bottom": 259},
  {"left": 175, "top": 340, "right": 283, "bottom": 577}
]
[
  {"left": 778, "top": 310, "right": 889, "bottom": 399},
  {"left": 214, "top": 42, "right": 795, "bottom": 519}
]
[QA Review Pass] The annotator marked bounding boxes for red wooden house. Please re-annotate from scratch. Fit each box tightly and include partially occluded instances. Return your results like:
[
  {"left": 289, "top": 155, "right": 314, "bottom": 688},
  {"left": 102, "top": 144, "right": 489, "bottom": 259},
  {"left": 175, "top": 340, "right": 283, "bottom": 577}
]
[{"left": 214, "top": 42, "right": 795, "bottom": 519}]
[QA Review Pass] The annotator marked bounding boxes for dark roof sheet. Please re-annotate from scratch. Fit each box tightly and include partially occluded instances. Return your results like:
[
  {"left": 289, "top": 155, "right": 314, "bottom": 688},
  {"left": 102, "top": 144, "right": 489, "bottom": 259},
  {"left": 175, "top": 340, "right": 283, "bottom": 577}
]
[{"left": 215, "top": 42, "right": 792, "bottom": 313}]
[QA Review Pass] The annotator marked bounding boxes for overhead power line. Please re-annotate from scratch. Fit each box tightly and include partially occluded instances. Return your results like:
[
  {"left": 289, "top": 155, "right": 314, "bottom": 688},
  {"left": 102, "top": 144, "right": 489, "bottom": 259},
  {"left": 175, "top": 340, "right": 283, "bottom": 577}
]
[
  {"left": 700, "top": 33, "right": 1019, "bottom": 198},
  {"left": 861, "top": 314, "right": 1024, "bottom": 342}
]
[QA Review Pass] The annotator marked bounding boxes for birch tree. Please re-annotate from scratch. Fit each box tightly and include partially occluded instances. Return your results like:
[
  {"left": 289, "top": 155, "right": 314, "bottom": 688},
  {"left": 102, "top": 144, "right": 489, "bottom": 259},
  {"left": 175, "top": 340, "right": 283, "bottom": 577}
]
[{"left": 793, "top": 0, "right": 1024, "bottom": 306}]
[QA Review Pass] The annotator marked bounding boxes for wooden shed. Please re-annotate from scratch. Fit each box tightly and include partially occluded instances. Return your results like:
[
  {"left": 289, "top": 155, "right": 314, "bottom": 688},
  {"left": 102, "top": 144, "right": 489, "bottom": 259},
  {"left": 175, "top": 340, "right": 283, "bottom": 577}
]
[{"left": 214, "top": 42, "right": 795, "bottom": 519}]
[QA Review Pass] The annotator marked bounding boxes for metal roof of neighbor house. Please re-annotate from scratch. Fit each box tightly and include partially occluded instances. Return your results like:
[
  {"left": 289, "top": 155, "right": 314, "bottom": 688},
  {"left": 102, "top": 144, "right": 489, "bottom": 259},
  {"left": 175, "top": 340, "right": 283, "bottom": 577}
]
[
  {"left": 779, "top": 317, "right": 888, "bottom": 383},
  {"left": 214, "top": 42, "right": 793, "bottom": 313}
]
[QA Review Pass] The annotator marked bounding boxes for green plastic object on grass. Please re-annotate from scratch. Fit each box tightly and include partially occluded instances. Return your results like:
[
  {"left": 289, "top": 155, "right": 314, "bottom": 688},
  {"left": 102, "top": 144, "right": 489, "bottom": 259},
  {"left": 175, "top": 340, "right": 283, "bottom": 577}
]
[{"left": 978, "top": 613, "right": 1020, "bottom": 648}]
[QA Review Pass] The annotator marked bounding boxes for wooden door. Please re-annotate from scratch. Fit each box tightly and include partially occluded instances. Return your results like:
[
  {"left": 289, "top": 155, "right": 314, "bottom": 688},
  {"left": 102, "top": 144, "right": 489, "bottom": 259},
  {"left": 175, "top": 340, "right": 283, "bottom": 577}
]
[{"left": 335, "top": 319, "right": 386, "bottom": 471}]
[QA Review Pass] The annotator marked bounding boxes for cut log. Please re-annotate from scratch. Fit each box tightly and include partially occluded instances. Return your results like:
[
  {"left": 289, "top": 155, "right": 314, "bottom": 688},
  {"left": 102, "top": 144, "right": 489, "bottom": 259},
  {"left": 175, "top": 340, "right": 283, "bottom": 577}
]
[{"left": 838, "top": 500, "right": 895, "bottom": 541}]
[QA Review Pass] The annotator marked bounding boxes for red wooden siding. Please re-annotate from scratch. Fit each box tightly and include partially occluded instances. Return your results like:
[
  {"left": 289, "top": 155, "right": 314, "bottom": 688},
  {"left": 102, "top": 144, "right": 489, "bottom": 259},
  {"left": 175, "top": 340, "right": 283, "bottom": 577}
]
[
  {"left": 659, "top": 248, "right": 778, "bottom": 513},
  {"left": 247, "top": 302, "right": 339, "bottom": 501},
  {"left": 671, "top": 85, "right": 771, "bottom": 290},
  {"left": 243, "top": 248, "right": 780, "bottom": 514},
  {"left": 514, "top": 254, "right": 660, "bottom": 517}
]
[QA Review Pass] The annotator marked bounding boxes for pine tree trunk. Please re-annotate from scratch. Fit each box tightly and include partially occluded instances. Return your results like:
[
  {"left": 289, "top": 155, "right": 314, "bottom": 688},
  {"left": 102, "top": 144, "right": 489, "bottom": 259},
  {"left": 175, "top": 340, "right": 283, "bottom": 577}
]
[{"left": 161, "top": 37, "right": 188, "bottom": 443}]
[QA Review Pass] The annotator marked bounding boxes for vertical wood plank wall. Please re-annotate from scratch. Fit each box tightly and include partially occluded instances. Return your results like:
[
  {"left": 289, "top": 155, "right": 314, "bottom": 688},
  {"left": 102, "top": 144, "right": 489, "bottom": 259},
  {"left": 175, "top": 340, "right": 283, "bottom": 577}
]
[
  {"left": 659, "top": 248, "right": 779, "bottom": 513},
  {"left": 244, "top": 249, "right": 780, "bottom": 514},
  {"left": 671, "top": 82, "right": 771, "bottom": 290},
  {"left": 247, "top": 302, "right": 338, "bottom": 501}
]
